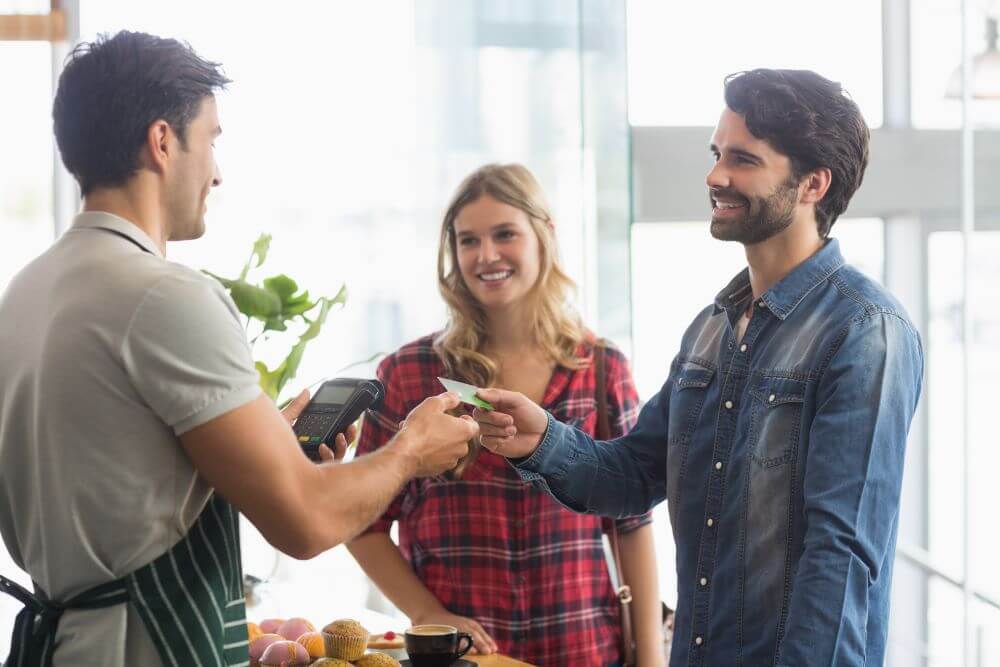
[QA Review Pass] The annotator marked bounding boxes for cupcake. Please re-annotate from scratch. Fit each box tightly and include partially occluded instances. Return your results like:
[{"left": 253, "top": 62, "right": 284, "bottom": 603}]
[
  {"left": 321, "top": 619, "right": 369, "bottom": 661},
  {"left": 354, "top": 654, "right": 402, "bottom": 667}
]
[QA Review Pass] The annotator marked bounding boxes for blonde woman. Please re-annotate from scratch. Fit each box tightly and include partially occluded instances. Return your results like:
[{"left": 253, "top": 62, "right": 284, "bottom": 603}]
[{"left": 348, "top": 164, "right": 663, "bottom": 666}]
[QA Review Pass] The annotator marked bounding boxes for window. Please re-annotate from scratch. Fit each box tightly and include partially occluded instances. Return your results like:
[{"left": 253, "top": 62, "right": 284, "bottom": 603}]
[{"left": 626, "top": 0, "right": 883, "bottom": 127}]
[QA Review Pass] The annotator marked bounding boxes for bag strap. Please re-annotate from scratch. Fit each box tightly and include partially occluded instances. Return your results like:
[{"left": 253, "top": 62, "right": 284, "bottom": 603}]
[{"left": 594, "top": 339, "right": 636, "bottom": 667}]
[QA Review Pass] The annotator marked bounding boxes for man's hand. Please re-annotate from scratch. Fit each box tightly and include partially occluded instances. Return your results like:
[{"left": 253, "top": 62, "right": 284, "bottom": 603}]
[
  {"left": 471, "top": 388, "right": 548, "bottom": 459},
  {"left": 395, "top": 393, "right": 479, "bottom": 477},
  {"left": 283, "top": 389, "right": 354, "bottom": 461}
]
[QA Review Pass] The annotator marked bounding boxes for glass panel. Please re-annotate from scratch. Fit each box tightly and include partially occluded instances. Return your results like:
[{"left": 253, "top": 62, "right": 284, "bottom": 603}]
[
  {"left": 911, "top": 0, "right": 1000, "bottom": 129},
  {"left": 927, "top": 576, "right": 964, "bottom": 667},
  {"left": 626, "top": 0, "right": 883, "bottom": 127},
  {"left": 967, "top": 230, "right": 1000, "bottom": 602},
  {"left": 79, "top": 0, "right": 626, "bottom": 623},
  {"left": 926, "top": 231, "right": 967, "bottom": 579},
  {"left": 0, "top": 42, "right": 53, "bottom": 291},
  {"left": 0, "top": 41, "right": 52, "bottom": 659}
]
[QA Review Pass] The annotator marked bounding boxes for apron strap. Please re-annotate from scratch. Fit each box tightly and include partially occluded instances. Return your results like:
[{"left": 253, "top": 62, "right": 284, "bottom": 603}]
[{"left": 1, "top": 574, "right": 129, "bottom": 667}]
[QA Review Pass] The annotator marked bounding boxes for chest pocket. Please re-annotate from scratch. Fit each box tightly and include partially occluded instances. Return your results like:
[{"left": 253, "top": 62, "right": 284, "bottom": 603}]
[
  {"left": 666, "top": 359, "right": 715, "bottom": 528},
  {"left": 748, "top": 375, "right": 806, "bottom": 468}
]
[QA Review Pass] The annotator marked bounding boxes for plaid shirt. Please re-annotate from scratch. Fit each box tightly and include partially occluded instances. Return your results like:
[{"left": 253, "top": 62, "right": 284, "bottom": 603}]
[{"left": 357, "top": 333, "right": 651, "bottom": 666}]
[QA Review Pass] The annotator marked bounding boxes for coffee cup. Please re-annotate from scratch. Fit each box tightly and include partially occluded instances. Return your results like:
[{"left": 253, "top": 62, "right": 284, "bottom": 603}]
[{"left": 404, "top": 624, "right": 473, "bottom": 666}]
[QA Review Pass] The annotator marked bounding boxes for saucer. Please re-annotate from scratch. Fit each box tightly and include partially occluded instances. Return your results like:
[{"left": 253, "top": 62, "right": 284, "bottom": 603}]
[{"left": 400, "top": 660, "right": 476, "bottom": 667}]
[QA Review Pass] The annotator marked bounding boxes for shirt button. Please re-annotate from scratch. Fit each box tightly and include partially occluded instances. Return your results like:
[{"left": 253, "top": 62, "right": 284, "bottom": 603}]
[
  {"left": 757, "top": 300, "right": 765, "bottom": 307},
  {"left": 768, "top": 394, "right": 776, "bottom": 403},
  {"left": 740, "top": 343, "right": 748, "bottom": 352},
  {"left": 706, "top": 518, "right": 715, "bottom": 527},
  {"left": 700, "top": 577, "right": 708, "bottom": 586},
  {"left": 695, "top": 636, "right": 704, "bottom": 646},
  {"left": 724, "top": 400, "right": 734, "bottom": 409},
  {"left": 715, "top": 461, "right": 723, "bottom": 470}
]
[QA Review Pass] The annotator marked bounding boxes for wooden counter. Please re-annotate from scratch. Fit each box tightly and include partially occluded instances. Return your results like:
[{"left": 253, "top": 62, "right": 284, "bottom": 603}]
[{"left": 466, "top": 655, "right": 536, "bottom": 667}]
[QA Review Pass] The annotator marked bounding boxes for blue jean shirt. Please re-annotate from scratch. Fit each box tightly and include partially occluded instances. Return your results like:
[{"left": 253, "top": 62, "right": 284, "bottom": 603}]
[{"left": 513, "top": 239, "right": 924, "bottom": 666}]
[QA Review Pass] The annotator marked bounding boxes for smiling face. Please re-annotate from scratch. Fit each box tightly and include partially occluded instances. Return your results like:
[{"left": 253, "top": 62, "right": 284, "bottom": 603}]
[
  {"left": 706, "top": 108, "right": 802, "bottom": 245},
  {"left": 453, "top": 194, "right": 543, "bottom": 312},
  {"left": 165, "top": 95, "right": 223, "bottom": 241}
]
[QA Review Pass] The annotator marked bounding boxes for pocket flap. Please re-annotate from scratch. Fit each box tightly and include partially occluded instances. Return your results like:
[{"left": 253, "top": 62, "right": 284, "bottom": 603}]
[
  {"left": 755, "top": 376, "right": 806, "bottom": 407},
  {"left": 676, "top": 361, "right": 715, "bottom": 390}
]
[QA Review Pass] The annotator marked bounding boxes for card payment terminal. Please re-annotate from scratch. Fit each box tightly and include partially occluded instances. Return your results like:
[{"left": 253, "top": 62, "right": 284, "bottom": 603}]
[{"left": 293, "top": 378, "right": 384, "bottom": 461}]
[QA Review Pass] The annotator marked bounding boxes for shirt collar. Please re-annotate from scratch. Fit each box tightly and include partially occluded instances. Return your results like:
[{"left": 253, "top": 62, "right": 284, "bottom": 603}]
[
  {"left": 713, "top": 238, "right": 845, "bottom": 321},
  {"left": 71, "top": 211, "right": 165, "bottom": 258}
]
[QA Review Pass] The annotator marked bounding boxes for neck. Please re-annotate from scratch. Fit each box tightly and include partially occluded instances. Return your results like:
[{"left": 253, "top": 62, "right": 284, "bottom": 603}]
[
  {"left": 743, "top": 216, "right": 824, "bottom": 300},
  {"left": 83, "top": 178, "right": 168, "bottom": 256},
  {"left": 483, "top": 302, "right": 537, "bottom": 355}
]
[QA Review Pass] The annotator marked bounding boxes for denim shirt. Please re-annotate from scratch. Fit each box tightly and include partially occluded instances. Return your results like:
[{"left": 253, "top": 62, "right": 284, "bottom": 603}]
[{"left": 513, "top": 239, "right": 924, "bottom": 666}]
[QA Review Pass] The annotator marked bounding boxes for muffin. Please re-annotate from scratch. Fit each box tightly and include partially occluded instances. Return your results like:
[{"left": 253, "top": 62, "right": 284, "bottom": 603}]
[
  {"left": 354, "top": 654, "right": 402, "bottom": 667},
  {"left": 307, "top": 660, "right": 352, "bottom": 666},
  {"left": 321, "top": 619, "right": 369, "bottom": 661}
]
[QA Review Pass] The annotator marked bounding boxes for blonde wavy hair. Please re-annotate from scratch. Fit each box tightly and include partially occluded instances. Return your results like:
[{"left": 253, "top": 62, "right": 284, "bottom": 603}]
[{"left": 434, "top": 163, "right": 587, "bottom": 388}]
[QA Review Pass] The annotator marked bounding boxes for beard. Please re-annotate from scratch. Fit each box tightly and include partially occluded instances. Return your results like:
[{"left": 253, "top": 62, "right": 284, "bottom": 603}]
[{"left": 709, "top": 176, "right": 799, "bottom": 245}]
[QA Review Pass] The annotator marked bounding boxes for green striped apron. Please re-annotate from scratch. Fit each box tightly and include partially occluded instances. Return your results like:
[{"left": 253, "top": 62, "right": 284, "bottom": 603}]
[{"left": 1, "top": 494, "right": 250, "bottom": 667}]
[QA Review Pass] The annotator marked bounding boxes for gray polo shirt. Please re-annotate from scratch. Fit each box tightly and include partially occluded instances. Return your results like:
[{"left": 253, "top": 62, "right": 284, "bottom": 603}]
[{"left": 0, "top": 211, "right": 260, "bottom": 665}]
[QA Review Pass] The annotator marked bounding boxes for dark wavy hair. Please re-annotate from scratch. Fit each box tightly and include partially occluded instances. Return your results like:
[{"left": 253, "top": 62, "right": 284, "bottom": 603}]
[
  {"left": 723, "top": 69, "right": 870, "bottom": 238},
  {"left": 53, "top": 31, "right": 231, "bottom": 196}
]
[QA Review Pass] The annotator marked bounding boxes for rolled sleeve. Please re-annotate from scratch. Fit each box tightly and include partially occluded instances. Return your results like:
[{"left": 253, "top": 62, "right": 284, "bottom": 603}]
[{"left": 121, "top": 272, "right": 261, "bottom": 436}]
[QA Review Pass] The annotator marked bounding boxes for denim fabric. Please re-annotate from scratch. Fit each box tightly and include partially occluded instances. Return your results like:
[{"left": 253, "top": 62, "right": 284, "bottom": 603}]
[{"left": 513, "top": 239, "right": 924, "bottom": 666}]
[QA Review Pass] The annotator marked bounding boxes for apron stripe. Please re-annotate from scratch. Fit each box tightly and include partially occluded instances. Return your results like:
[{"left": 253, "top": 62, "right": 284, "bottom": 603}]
[
  {"left": 6, "top": 494, "right": 248, "bottom": 666},
  {"left": 168, "top": 545, "right": 223, "bottom": 665},
  {"left": 184, "top": 532, "right": 227, "bottom": 629},
  {"left": 130, "top": 571, "right": 182, "bottom": 667}
]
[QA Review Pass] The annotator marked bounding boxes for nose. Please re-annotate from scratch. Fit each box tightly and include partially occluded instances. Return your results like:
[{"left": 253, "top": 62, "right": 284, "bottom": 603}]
[
  {"left": 212, "top": 159, "right": 223, "bottom": 187},
  {"left": 706, "top": 159, "right": 728, "bottom": 190},
  {"left": 478, "top": 238, "right": 500, "bottom": 265}
]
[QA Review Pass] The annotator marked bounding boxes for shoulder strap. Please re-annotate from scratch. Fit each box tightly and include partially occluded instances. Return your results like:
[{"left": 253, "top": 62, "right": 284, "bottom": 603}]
[{"left": 594, "top": 339, "right": 636, "bottom": 666}]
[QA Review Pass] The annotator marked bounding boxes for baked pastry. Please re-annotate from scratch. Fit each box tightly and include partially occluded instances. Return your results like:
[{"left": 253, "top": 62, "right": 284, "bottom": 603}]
[
  {"left": 321, "top": 619, "right": 369, "bottom": 661},
  {"left": 354, "top": 654, "right": 402, "bottom": 666},
  {"left": 307, "top": 659, "right": 352, "bottom": 666},
  {"left": 259, "top": 639, "right": 311, "bottom": 666}
]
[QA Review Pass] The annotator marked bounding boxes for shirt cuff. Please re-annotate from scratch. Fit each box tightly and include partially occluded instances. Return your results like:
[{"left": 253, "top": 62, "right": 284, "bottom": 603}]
[{"left": 509, "top": 412, "right": 563, "bottom": 481}]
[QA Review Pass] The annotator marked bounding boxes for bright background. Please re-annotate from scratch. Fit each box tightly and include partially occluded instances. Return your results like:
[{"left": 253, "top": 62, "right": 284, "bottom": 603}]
[{"left": 2, "top": 1, "right": 999, "bottom": 664}]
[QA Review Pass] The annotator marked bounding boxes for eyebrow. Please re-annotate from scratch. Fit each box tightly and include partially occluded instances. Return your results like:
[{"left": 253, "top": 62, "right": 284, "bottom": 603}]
[
  {"left": 709, "top": 143, "right": 763, "bottom": 164},
  {"left": 455, "top": 222, "right": 518, "bottom": 237}
]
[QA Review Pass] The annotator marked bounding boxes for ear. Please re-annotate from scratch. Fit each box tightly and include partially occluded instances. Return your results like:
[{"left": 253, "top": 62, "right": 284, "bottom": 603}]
[
  {"left": 799, "top": 167, "right": 832, "bottom": 205},
  {"left": 143, "top": 119, "right": 173, "bottom": 174}
]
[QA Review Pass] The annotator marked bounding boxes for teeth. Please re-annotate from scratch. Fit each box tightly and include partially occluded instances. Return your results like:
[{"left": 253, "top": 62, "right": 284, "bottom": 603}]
[
  {"left": 715, "top": 201, "right": 743, "bottom": 210},
  {"left": 480, "top": 271, "right": 512, "bottom": 281}
]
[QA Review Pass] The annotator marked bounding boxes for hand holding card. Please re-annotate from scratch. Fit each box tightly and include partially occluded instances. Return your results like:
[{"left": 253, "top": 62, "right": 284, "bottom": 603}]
[{"left": 437, "top": 377, "right": 494, "bottom": 411}]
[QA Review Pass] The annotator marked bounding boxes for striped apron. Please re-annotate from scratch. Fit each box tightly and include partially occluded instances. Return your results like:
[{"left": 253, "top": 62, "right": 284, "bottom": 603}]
[{"left": 1, "top": 494, "right": 250, "bottom": 667}]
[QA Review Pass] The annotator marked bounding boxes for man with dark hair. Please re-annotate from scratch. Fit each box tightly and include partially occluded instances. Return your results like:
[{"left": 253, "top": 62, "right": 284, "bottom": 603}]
[
  {"left": 0, "top": 31, "right": 477, "bottom": 666},
  {"left": 473, "top": 68, "right": 924, "bottom": 666}
]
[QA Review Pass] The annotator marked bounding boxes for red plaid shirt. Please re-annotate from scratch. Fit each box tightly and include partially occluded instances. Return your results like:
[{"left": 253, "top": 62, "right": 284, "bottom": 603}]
[{"left": 357, "top": 333, "right": 651, "bottom": 666}]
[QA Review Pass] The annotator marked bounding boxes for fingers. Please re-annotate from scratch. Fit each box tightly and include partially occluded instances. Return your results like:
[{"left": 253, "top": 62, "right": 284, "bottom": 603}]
[
  {"left": 344, "top": 423, "right": 358, "bottom": 446},
  {"left": 317, "top": 443, "right": 335, "bottom": 462},
  {"left": 332, "top": 433, "right": 348, "bottom": 460},
  {"left": 281, "top": 389, "right": 312, "bottom": 423},
  {"left": 433, "top": 391, "right": 462, "bottom": 411},
  {"left": 472, "top": 407, "right": 513, "bottom": 428},
  {"left": 462, "top": 620, "right": 496, "bottom": 655}
]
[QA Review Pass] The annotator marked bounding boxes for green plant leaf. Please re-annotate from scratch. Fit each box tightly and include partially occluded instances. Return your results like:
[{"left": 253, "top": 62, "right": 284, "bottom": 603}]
[
  {"left": 262, "top": 317, "right": 288, "bottom": 332},
  {"left": 203, "top": 270, "right": 236, "bottom": 289},
  {"left": 240, "top": 234, "right": 272, "bottom": 281},
  {"left": 229, "top": 281, "right": 282, "bottom": 319},
  {"left": 263, "top": 274, "right": 299, "bottom": 301},
  {"left": 255, "top": 360, "right": 285, "bottom": 401}
]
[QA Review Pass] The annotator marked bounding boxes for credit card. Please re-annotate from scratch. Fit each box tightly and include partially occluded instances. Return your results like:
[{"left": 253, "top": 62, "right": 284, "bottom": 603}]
[{"left": 437, "top": 377, "right": 494, "bottom": 411}]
